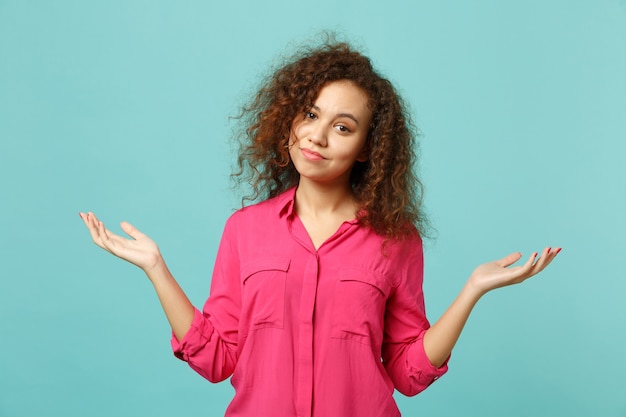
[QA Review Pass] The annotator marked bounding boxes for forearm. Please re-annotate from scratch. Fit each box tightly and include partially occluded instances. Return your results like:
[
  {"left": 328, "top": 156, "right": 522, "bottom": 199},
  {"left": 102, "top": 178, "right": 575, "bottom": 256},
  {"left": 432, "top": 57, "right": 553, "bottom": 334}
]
[
  {"left": 423, "top": 283, "right": 483, "bottom": 368},
  {"left": 144, "top": 258, "right": 195, "bottom": 341}
]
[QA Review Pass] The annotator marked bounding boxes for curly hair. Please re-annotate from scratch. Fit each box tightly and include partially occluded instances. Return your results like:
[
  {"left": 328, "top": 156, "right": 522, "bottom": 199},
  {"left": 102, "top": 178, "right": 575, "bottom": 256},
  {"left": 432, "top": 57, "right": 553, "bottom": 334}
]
[{"left": 232, "top": 39, "right": 429, "bottom": 240}]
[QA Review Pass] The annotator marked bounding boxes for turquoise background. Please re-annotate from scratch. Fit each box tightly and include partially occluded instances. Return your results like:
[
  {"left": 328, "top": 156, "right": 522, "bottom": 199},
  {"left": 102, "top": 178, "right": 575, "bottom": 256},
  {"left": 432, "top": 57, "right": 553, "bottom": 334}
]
[{"left": 1, "top": 0, "right": 625, "bottom": 416}]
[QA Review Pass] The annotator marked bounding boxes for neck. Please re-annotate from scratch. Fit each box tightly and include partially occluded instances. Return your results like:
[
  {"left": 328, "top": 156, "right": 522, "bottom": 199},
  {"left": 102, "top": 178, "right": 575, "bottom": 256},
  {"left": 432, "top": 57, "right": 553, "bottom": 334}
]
[{"left": 294, "top": 178, "right": 357, "bottom": 219}]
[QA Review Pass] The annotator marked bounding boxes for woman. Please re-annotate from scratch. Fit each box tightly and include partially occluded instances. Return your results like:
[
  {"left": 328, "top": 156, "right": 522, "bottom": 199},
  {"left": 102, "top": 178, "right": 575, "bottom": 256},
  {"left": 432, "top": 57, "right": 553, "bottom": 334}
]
[{"left": 80, "top": 41, "right": 559, "bottom": 417}]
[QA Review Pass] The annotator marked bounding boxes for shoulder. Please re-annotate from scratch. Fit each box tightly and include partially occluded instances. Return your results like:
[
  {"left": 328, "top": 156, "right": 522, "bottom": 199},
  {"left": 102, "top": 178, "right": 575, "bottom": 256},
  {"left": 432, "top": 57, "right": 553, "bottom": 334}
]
[
  {"left": 339, "top": 225, "right": 423, "bottom": 290},
  {"left": 382, "top": 227, "right": 423, "bottom": 263},
  {"left": 379, "top": 230, "right": 425, "bottom": 289},
  {"left": 224, "top": 188, "right": 294, "bottom": 231},
  {"left": 348, "top": 223, "right": 423, "bottom": 268}
]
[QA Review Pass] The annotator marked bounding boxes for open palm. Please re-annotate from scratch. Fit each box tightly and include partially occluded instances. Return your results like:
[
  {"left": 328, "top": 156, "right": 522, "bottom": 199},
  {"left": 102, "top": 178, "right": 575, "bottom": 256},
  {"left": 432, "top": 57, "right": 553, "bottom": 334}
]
[
  {"left": 79, "top": 212, "right": 162, "bottom": 272},
  {"left": 469, "top": 247, "right": 560, "bottom": 295}
]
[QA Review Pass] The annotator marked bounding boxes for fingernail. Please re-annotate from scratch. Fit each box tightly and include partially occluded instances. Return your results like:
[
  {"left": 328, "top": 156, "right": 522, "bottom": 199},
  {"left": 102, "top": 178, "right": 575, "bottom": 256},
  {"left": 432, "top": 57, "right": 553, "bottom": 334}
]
[
  {"left": 533, "top": 252, "right": 538, "bottom": 257},
  {"left": 555, "top": 248, "right": 562, "bottom": 254}
]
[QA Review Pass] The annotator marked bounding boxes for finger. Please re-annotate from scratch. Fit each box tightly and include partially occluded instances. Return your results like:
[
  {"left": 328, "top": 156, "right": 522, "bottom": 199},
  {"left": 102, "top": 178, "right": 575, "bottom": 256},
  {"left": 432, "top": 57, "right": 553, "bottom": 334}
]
[
  {"left": 519, "top": 251, "right": 539, "bottom": 275},
  {"left": 84, "top": 212, "right": 105, "bottom": 245},
  {"left": 82, "top": 212, "right": 95, "bottom": 229},
  {"left": 543, "top": 246, "right": 562, "bottom": 258},
  {"left": 79, "top": 212, "right": 95, "bottom": 232},
  {"left": 498, "top": 252, "right": 537, "bottom": 285},
  {"left": 100, "top": 220, "right": 121, "bottom": 243},
  {"left": 98, "top": 219, "right": 121, "bottom": 246},
  {"left": 120, "top": 221, "right": 145, "bottom": 240},
  {"left": 79, "top": 212, "right": 96, "bottom": 238},
  {"left": 535, "top": 247, "right": 553, "bottom": 269},
  {"left": 98, "top": 220, "right": 121, "bottom": 253},
  {"left": 89, "top": 212, "right": 104, "bottom": 233},
  {"left": 532, "top": 247, "right": 561, "bottom": 273},
  {"left": 97, "top": 219, "right": 108, "bottom": 242},
  {"left": 496, "top": 252, "right": 523, "bottom": 268}
]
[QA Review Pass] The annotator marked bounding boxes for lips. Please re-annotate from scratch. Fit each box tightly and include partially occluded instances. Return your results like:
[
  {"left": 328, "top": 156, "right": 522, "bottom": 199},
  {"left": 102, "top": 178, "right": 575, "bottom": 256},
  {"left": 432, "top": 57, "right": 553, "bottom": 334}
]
[{"left": 301, "top": 148, "right": 325, "bottom": 161}]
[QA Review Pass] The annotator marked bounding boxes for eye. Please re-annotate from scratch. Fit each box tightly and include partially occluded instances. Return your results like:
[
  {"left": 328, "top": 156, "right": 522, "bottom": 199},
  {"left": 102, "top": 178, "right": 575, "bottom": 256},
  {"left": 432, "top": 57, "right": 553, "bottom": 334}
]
[
  {"left": 336, "top": 124, "right": 351, "bottom": 133},
  {"left": 305, "top": 111, "right": 317, "bottom": 120}
]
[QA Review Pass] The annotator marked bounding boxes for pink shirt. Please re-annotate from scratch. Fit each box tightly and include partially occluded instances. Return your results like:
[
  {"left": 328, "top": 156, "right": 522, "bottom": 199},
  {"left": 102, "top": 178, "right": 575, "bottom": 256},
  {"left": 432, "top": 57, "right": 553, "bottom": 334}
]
[{"left": 171, "top": 187, "right": 448, "bottom": 417}]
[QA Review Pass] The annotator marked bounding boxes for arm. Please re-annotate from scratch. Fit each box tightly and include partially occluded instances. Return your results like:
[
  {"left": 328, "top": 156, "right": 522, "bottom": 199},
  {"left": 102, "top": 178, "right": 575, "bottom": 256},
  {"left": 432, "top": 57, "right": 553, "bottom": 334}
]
[
  {"left": 80, "top": 211, "right": 240, "bottom": 382},
  {"left": 79, "top": 212, "right": 194, "bottom": 340},
  {"left": 423, "top": 247, "right": 561, "bottom": 367}
]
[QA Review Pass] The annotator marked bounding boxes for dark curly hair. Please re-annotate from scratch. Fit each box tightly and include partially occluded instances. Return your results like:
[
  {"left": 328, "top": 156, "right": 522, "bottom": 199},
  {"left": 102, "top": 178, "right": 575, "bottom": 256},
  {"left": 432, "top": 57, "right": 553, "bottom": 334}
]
[{"left": 232, "top": 39, "right": 429, "bottom": 240}]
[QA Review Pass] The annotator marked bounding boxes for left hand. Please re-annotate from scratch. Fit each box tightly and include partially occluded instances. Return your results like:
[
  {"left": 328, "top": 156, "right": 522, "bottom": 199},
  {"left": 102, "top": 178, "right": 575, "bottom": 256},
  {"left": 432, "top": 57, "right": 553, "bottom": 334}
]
[{"left": 468, "top": 247, "right": 561, "bottom": 296}]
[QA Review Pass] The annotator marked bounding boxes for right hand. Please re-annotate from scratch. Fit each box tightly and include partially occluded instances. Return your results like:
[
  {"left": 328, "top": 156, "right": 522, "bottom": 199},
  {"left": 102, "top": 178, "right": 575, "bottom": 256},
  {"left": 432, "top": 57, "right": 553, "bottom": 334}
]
[{"left": 79, "top": 212, "right": 162, "bottom": 273}]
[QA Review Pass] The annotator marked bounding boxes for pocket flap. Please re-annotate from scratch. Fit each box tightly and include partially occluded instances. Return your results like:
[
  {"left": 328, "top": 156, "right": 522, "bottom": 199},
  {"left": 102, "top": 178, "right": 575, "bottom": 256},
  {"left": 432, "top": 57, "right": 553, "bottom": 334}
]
[
  {"left": 338, "top": 267, "right": 391, "bottom": 297},
  {"left": 241, "top": 257, "right": 291, "bottom": 283}
]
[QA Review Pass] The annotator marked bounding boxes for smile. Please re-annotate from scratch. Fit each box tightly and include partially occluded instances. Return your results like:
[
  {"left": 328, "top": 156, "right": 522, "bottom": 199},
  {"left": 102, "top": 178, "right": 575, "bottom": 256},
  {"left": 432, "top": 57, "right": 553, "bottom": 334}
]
[{"left": 301, "top": 148, "right": 325, "bottom": 161}]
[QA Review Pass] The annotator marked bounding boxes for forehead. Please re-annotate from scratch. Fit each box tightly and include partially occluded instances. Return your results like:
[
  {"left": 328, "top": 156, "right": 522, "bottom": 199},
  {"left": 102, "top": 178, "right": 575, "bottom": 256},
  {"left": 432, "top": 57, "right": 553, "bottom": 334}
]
[{"left": 313, "top": 80, "right": 371, "bottom": 118}]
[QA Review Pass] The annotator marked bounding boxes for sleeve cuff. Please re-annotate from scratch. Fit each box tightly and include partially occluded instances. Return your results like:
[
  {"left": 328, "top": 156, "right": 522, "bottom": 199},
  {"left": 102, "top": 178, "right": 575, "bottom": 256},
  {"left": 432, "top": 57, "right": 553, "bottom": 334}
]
[
  {"left": 170, "top": 308, "right": 215, "bottom": 362},
  {"left": 406, "top": 334, "right": 449, "bottom": 384}
]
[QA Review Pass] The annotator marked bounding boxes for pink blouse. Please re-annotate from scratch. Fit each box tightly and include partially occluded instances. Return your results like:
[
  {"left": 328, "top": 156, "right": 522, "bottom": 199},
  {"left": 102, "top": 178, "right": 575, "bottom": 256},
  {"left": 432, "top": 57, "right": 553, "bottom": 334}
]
[{"left": 171, "top": 187, "right": 448, "bottom": 417}]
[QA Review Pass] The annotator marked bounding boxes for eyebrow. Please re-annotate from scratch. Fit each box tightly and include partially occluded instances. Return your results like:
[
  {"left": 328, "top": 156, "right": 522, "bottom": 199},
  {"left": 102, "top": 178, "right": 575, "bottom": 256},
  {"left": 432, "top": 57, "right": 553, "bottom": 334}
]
[{"left": 311, "top": 105, "right": 360, "bottom": 126}]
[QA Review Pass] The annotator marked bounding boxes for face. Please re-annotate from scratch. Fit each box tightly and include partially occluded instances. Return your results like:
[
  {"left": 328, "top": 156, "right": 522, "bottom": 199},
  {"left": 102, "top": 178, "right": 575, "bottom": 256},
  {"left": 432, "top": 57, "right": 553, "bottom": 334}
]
[{"left": 289, "top": 80, "right": 372, "bottom": 187}]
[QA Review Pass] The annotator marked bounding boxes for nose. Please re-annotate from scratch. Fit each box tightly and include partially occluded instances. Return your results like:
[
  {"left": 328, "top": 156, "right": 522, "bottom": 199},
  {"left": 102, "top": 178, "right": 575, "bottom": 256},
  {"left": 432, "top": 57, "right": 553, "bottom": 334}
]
[{"left": 307, "top": 124, "right": 328, "bottom": 147}]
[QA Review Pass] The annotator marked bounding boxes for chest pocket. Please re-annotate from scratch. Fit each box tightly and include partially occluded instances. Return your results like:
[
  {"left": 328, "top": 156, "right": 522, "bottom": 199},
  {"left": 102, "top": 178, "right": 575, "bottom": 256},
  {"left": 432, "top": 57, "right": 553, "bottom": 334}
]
[
  {"left": 331, "top": 268, "right": 391, "bottom": 345},
  {"left": 241, "top": 257, "right": 290, "bottom": 332}
]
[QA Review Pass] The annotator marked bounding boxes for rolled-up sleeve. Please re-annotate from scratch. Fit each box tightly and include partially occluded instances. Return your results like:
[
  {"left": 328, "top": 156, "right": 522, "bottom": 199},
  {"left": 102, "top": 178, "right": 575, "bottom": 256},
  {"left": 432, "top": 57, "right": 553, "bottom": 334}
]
[
  {"left": 382, "top": 238, "right": 449, "bottom": 396},
  {"left": 170, "top": 217, "right": 241, "bottom": 383},
  {"left": 171, "top": 308, "right": 215, "bottom": 361}
]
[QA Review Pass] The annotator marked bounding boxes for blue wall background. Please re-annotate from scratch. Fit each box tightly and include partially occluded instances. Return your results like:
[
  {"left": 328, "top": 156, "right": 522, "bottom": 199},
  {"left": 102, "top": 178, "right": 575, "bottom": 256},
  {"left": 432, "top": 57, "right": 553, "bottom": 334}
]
[{"left": 1, "top": 1, "right": 625, "bottom": 416}]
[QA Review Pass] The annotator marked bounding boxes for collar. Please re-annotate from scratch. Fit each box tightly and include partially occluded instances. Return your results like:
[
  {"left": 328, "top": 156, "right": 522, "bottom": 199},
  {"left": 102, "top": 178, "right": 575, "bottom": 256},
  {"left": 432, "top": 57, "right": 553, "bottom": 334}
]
[
  {"left": 275, "top": 186, "right": 297, "bottom": 218},
  {"left": 274, "top": 186, "right": 361, "bottom": 226}
]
